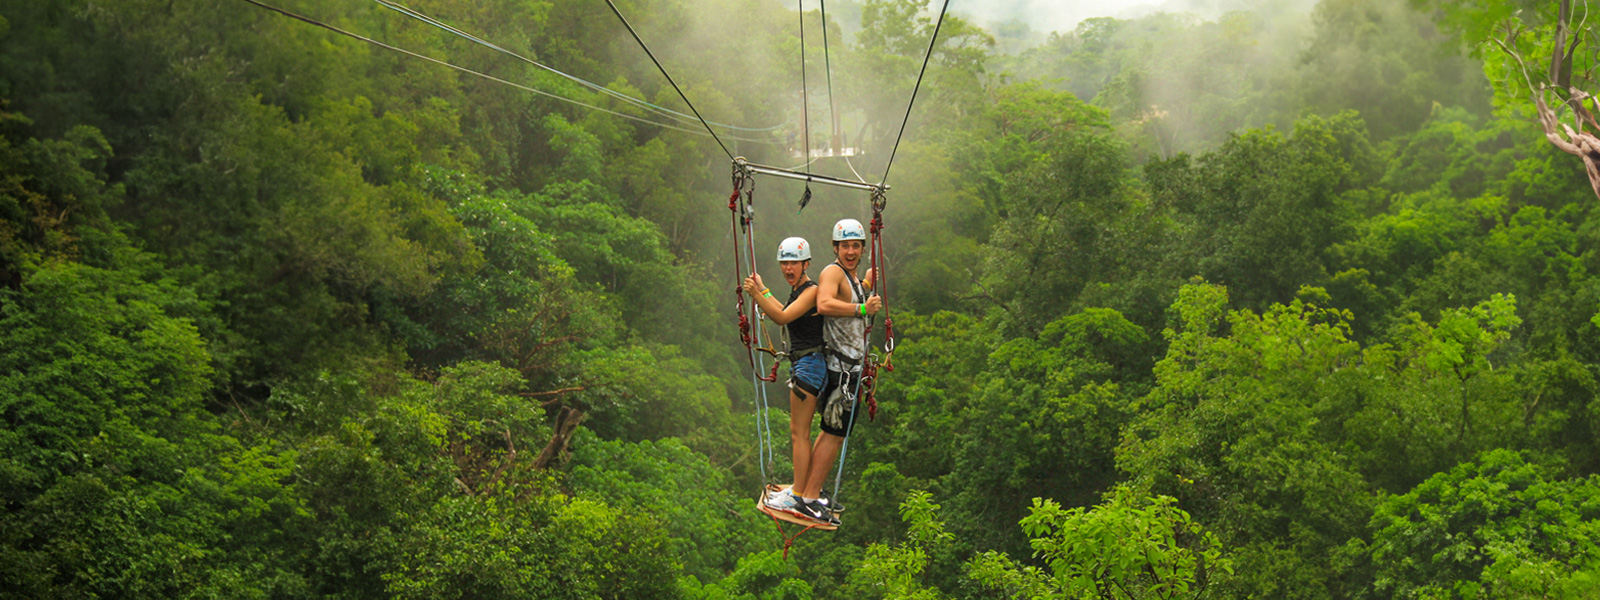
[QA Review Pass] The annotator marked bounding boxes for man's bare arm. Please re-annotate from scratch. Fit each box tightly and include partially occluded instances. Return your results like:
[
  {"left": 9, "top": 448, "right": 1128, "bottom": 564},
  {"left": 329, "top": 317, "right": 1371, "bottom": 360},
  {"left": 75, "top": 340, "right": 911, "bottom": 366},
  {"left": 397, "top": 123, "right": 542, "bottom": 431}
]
[{"left": 816, "top": 265, "right": 857, "bottom": 317}]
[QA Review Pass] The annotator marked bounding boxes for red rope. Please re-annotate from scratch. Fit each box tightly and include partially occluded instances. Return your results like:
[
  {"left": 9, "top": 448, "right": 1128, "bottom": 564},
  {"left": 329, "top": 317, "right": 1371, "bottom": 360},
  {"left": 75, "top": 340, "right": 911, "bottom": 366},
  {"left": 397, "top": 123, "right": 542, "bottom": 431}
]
[
  {"left": 876, "top": 210, "right": 895, "bottom": 373},
  {"left": 743, "top": 203, "right": 780, "bottom": 383},
  {"left": 730, "top": 172, "right": 780, "bottom": 383},
  {"left": 731, "top": 188, "right": 756, "bottom": 366},
  {"left": 763, "top": 510, "right": 822, "bottom": 560},
  {"left": 870, "top": 355, "right": 891, "bottom": 414},
  {"left": 861, "top": 198, "right": 895, "bottom": 419}
]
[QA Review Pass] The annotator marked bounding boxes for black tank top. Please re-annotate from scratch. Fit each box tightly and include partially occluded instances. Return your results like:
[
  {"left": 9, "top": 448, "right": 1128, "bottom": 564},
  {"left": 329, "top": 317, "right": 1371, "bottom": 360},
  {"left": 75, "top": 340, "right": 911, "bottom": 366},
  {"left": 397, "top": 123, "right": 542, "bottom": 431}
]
[{"left": 786, "top": 280, "right": 824, "bottom": 355}]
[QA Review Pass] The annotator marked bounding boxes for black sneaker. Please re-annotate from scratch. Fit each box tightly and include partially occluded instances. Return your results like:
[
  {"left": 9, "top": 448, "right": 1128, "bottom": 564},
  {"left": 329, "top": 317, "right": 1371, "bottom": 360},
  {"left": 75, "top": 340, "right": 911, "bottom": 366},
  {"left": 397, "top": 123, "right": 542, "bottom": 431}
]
[
  {"left": 817, "top": 496, "right": 844, "bottom": 514},
  {"left": 797, "top": 499, "right": 840, "bottom": 526}
]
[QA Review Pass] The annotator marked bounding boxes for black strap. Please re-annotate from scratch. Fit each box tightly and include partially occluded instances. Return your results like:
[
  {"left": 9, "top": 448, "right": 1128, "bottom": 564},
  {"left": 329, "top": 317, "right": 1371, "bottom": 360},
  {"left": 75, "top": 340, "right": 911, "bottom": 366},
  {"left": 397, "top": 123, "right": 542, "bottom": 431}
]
[
  {"left": 795, "top": 279, "right": 818, "bottom": 294},
  {"left": 790, "top": 345, "right": 823, "bottom": 360},
  {"left": 832, "top": 262, "right": 865, "bottom": 306},
  {"left": 826, "top": 347, "right": 861, "bottom": 367}
]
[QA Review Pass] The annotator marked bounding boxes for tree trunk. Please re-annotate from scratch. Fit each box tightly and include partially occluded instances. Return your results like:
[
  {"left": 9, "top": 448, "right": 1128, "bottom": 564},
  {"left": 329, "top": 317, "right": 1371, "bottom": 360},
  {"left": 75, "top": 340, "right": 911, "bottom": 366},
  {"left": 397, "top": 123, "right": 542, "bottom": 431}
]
[
  {"left": 1552, "top": 0, "right": 1572, "bottom": 87},
  {"left": 533, "top": 406, "right": 585, "bottom": 470}
]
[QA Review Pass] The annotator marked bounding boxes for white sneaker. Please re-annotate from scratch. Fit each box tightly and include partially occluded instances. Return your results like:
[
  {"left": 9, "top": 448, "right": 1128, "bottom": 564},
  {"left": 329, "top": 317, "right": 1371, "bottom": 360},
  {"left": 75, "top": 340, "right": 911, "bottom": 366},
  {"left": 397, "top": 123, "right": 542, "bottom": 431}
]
[{"left": 764, "top": 491, "right": 801, "bottom": 513}]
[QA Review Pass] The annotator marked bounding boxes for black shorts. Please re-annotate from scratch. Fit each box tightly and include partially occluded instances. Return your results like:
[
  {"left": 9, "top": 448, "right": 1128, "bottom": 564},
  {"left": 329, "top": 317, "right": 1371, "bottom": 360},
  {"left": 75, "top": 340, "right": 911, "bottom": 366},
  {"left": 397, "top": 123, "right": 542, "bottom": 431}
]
[{"left": 817, "top": 368, "right": 861, "bottom": 437}]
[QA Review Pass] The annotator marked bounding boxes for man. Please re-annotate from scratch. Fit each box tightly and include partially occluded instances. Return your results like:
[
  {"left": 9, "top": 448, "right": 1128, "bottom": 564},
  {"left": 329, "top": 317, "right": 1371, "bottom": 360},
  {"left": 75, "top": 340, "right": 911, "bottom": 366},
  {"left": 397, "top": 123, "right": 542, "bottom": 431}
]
[{"left": 784, "top": 218, "right": 880, "bottom": 525}]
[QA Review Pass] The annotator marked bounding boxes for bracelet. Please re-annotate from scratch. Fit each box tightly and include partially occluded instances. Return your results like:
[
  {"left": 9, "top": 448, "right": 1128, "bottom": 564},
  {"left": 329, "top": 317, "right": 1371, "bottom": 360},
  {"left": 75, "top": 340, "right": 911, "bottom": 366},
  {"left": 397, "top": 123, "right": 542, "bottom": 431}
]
[
  {"left": 761, "top": 289, "right": 773, "bottom": 298},
  {"left": 858, "top": 303, "right": 866, "bottom": 317}
]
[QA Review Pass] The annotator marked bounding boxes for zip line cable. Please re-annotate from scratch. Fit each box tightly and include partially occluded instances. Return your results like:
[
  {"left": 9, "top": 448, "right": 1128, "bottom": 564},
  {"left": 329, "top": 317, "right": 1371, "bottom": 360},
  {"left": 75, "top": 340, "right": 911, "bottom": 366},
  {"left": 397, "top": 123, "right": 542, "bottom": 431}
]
[
  {"left": 880, "top": 0, "right": 951, "bottom": 186},
  {"left": 820, "top": 0, "right": 871, "bottom": 187},
  {"left": 819, "top": 0, "right": 839, "bottom": 152},
  {"left": 798, "top": 0, "right": 811, "bottom": 176},
  {"left": 369, "top": 0, "right": 787, "bottom": 133},
  {"left": 235, "top": 0, "right": 778, "bottom": 144},
  {"left": 246, "top": 0, "right": 946, "bottom": 179},
  {"left": 784, "top": 155, "right": 822, "bottom": 171},
  {"left": 371, "top": 0, "right": 702, "bottom": 128},
  {"left": 601, "top": 0, "right": 736, "bottom": 161},
  {"left": 845, "top": 155, "right": 868, "bottom": 183},
  {"left": 795, "top": 0, "right": 819, "bottom": 211}
]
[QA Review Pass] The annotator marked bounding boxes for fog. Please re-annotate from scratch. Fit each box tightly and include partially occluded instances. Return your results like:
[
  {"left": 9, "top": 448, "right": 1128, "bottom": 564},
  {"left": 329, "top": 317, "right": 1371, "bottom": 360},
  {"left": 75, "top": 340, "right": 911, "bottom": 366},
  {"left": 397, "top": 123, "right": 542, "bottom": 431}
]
[
  {"left": 601, "top": 0, "right": 1488, "bottom": 275},
  {"left": 953, "top": 0, "right": 1315, "bottom": 38}
]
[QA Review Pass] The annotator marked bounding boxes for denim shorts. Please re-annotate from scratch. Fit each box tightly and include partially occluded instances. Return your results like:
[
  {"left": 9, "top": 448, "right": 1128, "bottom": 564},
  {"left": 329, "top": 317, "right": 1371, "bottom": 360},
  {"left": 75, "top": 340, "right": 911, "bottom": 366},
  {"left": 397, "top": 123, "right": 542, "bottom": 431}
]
[{"left": 789, "top": 352, "right": 826, "bottom": 398}]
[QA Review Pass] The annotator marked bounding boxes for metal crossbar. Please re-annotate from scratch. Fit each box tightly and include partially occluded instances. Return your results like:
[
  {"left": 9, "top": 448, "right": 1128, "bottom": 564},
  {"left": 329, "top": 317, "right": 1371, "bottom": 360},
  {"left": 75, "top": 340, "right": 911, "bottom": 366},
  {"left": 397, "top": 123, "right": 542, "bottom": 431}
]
[{"left": 735, "top": 158, "right": 887, "bottom": 194}]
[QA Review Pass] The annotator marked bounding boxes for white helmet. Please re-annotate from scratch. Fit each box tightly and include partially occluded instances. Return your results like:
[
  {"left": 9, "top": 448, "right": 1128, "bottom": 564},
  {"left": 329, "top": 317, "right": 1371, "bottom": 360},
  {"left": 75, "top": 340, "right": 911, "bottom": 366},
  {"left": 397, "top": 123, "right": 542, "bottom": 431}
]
[
  {"left": 832, "top": 218, "right": 866, "bottom": 242},
  {"left": 777, "top": 237, "right": 811, "bottom": 262}
]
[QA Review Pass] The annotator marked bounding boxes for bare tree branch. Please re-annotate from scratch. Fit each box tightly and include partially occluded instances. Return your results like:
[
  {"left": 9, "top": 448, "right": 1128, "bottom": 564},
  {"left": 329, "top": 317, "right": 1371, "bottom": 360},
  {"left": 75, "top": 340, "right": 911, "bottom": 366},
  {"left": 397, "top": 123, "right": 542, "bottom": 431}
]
[
  {"left": 533, "top": 406, "right": 585, "bottom": 470},
  {"left": 1495, "top": 15, "right": 1600, "bottom": 202},
  {"left": 518, "top": 386, "right": 588, "bottom": 398}
]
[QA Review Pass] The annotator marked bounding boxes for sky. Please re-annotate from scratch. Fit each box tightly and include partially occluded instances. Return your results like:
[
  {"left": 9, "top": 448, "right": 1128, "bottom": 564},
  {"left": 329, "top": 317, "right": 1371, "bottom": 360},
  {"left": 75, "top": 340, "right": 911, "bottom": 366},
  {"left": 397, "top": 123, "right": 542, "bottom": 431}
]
[{"left": 951, "top": 0, "right": 1286, "bottom": 37}]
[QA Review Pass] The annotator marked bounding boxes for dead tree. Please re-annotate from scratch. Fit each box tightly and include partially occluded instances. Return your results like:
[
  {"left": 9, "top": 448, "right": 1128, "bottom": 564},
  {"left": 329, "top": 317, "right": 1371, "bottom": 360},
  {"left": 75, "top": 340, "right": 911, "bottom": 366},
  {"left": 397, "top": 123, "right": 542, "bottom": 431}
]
[
  {"left": 1532, "top": 87, "right": 1600, "bottom": 201},
  {"left": 1495, "top": 0, "right": 1600, "bottom": 201}
]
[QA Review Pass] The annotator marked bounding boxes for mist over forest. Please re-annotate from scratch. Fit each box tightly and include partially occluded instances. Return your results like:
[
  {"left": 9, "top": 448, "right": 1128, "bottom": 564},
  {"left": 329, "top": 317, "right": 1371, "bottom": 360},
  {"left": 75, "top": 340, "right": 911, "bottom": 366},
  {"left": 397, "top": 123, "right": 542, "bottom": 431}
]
[{"left": 5, "top": 0, "right": 1600, "bottom": 598}]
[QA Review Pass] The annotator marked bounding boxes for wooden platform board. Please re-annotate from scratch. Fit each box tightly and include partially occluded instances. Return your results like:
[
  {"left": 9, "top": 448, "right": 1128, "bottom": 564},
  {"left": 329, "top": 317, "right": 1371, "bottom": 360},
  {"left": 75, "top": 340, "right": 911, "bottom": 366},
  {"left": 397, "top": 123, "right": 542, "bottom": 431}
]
[{"left": 756, "top": 484, "right": 838, "bottom": 531}]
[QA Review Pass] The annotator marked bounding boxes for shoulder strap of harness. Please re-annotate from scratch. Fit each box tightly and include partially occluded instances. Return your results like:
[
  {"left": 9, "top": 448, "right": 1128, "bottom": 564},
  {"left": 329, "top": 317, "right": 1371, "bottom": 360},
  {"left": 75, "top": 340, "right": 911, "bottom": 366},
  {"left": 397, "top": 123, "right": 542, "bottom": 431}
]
[
  {"left": 832, "top": 261, "right": 865, "bottom": 305},
  {"left": 827, "top": 262, "right": 865, "bottom": 368}
]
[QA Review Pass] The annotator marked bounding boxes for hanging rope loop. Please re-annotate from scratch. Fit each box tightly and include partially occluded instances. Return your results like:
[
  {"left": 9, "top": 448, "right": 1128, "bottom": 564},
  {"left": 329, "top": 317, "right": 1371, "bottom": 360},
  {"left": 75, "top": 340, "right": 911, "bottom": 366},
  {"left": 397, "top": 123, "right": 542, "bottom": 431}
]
[
  {"left": 861, "top": 357, "right": 880, "bottom": 420},
  {"left": 855, "top": 187, "right": 894, "bottom": 419},
  {"left": 728, "top": 160, "right": 783, "bottom": 486},
  {"left": 867, "top": 187, "right": 896, "bottom": 376},
  {"left": 730, "top": 163, "right": 757, "bottom": 365},
  {"left": 730, "top": 161, "right": 780, "bottom": 385}
]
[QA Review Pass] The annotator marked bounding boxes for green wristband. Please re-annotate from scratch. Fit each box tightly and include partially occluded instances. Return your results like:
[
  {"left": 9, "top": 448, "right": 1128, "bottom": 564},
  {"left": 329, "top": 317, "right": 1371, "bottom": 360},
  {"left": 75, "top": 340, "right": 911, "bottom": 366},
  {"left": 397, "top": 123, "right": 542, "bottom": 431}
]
[{"left": 858, "top": 304, "right": 866, "bottom": 317}]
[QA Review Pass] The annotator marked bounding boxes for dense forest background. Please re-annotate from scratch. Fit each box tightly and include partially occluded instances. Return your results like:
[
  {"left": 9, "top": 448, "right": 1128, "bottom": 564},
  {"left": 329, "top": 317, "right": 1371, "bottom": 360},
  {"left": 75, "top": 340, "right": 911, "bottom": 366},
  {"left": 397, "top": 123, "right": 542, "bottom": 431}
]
[{"left": 5, "top": 0, "right": 1600, "bottom": 597}]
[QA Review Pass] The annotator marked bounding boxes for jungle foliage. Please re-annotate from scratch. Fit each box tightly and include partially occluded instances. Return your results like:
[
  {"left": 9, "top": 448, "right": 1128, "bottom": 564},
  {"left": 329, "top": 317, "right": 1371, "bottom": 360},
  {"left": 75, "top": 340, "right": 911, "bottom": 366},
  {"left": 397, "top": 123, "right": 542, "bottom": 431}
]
[{"left": 4, "top": 0, "right": 1600, "bottom": 598}]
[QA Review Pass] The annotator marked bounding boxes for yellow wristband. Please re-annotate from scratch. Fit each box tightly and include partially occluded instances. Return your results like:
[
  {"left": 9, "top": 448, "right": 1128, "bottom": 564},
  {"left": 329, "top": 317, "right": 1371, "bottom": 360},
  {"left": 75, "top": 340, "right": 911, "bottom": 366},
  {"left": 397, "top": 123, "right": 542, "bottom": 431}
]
[{"left": 761, "top": 289, "right": 772, "bottom": 298}]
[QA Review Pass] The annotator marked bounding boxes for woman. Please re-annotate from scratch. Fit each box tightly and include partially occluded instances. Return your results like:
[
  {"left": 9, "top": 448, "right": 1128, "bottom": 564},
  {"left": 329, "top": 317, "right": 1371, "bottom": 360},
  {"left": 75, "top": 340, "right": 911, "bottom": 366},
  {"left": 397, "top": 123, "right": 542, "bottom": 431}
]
[{"left": 742, "top": 237, "right": 831, "bottom": 523}]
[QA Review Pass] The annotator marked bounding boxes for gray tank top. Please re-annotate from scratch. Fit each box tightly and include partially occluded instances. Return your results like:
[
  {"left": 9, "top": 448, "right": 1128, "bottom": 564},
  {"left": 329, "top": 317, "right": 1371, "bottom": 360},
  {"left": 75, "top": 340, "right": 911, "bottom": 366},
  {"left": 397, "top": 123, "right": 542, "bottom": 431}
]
[{"left": 823, "top": 262, "right": 867, "bottom": 371}]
